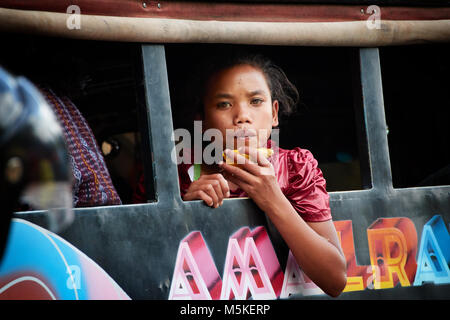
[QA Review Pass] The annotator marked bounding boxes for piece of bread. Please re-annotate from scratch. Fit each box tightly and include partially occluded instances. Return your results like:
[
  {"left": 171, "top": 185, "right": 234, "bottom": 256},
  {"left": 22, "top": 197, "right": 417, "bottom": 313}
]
[{"left": 223, "top": 148, "right": 274, "bottom": 165}]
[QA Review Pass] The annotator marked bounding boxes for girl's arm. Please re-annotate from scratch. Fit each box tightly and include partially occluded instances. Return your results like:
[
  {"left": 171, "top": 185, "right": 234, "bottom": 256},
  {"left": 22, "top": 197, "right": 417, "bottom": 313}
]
[
  {"left": 262, "top": 192, "right": 347, "bottom": 297},
  {"left": 219, "top": 148, "right": 347, "bottom": 298}
]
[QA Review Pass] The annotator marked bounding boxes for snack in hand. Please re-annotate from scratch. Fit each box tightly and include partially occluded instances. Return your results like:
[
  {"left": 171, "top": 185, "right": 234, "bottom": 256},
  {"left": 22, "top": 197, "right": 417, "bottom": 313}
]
[{"left": 223, "top": 148, "right": 274, "bottom": 165}]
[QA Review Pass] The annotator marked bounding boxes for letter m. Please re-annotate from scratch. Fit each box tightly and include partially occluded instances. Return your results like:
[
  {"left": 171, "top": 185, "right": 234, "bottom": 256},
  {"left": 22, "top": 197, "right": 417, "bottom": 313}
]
[{"left": 220, "top": 226, "right": 283, "bottom": 300}]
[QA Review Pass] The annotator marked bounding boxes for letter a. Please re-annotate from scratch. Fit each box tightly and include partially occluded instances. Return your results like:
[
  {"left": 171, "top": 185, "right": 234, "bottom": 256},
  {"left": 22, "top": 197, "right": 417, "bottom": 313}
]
[
  {"left": 169, "top": 231, "right": 222, "bottom": 300},
  {"left": 66, "top": 5, "right": 81, "bottom": 30},
  {"left": 414, "top": 215, "right": 450, "bottom": 285},
  {"left": 280, "top": 250, "right": 323, "bottom": 297}
]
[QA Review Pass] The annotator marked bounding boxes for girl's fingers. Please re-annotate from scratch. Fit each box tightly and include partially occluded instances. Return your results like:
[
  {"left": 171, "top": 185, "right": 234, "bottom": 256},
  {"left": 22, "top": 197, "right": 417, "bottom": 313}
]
[
  {"left": 239, "top": 146, "right": 274, "bottom": 176},
  {"left": 219, "top": 162, "right": 254, "bottom": 188},
  {"left": 201, "top": 175, "right": 231, "bottom": 204},
  {"left": 184, "top": 190, "right": 213, "bottom": 207},
  {"left": 201, "top": 182, "right": 220, "bottom": 207},
  {"left": 212, "top": 173, "right": 231, "bottom": 198},
  {"left": 184, "top": 174, "right": 231, "bottom": 207},
  {"left": 194, "top": 178, "right": 221, "bottom": 201},
  {"left": 223, "top": 149, "right": 263, "bottom": 177},
  {"left": 221, "top": 168, "right": 251, "bottom": 192},
  {"left": 238, "top": 146, "right": 271, "bottom": 168},
  {"left": 203, "top": 178, "right": 224, "bottom": 206}
]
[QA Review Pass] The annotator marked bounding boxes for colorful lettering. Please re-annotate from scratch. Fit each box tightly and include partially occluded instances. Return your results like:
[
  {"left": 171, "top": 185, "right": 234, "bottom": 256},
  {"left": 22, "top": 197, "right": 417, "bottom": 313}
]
[
  {"left": 220, "top": 226, "right": 283, "bottom": 300},
  {"left": 169, "top": 215, "right": 448, "bottom": 300},
  {"left": 169, "top": 231, "right": 222, "bottom": 300},
  {"left": 414, "top": 215, "right": 450, "bottom": 285},
  {"left": 367, "top": 217, "right": 418, "bottom": 289},
  {"left": 334, "top": 220, "right": 370, "bottom": 292},
  {"left": 280, "top": 250, "right": 323, "bottom": 297}
]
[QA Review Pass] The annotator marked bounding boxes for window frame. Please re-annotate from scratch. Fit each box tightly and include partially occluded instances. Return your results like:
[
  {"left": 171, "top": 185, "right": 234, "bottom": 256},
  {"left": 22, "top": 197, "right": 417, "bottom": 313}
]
[{"left": 140, "top": 45, "right": 380, "bottom": 205}]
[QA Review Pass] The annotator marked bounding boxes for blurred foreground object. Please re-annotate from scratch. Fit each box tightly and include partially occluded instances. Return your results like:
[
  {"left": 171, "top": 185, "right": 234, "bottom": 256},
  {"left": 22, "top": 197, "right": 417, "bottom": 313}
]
[{"left": 0, "top": 67, "right": 73, "bottom": 260}]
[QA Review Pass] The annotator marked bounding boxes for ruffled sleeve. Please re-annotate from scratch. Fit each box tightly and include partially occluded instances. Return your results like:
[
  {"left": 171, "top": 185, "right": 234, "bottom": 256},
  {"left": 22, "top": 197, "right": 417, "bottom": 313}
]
[{"left": 281, "top": 148, "right": 332, "bottom": 222}]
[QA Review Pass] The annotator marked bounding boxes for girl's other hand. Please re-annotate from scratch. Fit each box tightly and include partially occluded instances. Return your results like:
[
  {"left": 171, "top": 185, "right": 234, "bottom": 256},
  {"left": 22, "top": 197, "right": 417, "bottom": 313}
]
[{"left": 183, "top": 173, "right": 230, "bottom": 208}]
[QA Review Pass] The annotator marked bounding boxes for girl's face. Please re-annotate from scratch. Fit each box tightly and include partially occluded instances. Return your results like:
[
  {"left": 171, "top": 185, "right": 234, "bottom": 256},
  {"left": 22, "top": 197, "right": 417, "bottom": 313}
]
[{"left": 202, "top": 64, "right": 279, "bottom": 149}]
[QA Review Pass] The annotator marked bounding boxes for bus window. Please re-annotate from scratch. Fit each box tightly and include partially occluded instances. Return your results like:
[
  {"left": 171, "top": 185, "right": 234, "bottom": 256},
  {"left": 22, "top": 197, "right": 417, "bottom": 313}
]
[
  {"left": 380, "top": 44, "right": 450, "bottom": 188},
  {"left": 0, "top": 34, "right": 156, "bottom": 206},
  {"left": 165, "top": 44, "right": 370, "bottom": 194}
]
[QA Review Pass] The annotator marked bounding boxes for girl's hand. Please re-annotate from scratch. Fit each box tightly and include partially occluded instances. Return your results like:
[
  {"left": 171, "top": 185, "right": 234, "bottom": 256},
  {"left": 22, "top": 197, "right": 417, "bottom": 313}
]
[
  {"left": 219, "top": 147, "right": 284, "bottom": 212},
  {"left": 183, "top": 173, "right": 230, "bottom": 208}
]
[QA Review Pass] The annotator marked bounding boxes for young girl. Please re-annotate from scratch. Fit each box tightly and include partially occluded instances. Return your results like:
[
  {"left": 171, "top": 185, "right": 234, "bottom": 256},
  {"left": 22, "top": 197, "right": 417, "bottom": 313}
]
[{"left": 135, "top": 52, "right": 347, "bottom": 297}]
